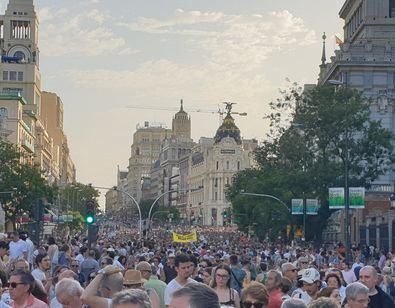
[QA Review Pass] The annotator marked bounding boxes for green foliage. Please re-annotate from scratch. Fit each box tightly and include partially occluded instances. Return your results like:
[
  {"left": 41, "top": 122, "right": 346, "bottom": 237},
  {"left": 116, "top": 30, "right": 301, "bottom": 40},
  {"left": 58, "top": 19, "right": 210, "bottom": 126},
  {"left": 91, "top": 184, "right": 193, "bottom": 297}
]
[
  {"left": 228, "top": 84, "right": 393, "bottom": 242},
  {"left": 0, "top": 140, "right": 57, "bottom": 225},
  {"left": 56, "top": 183, "right": 99, "bottom": 215}
]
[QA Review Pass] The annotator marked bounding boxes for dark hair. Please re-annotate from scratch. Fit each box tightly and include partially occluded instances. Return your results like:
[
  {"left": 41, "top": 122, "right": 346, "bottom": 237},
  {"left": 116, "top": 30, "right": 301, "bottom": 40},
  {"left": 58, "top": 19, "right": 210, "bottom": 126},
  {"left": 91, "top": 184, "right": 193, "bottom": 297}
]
[
  {"left": 118, "top": 255, "right": 127, "bottom": 265},
  {"left": 47, "top": 237, "right": 56, "bottom": 245},
  {"left": 189, "top": 255, "right": 198, "bottom": 268},
  {"left": 229, "top": 255, "right": 238, "bottom": 265},
  {"left": 108, "top": 251, "right": 115, "bottom": 259},
  {"left": 325, "top": 273, "right": 342, "bottom": 288},
  {"left": 212, "top": 264, "right": 231, "bottom": 289},
  {"left": 0, "top": 241, "right": 9, "bottom": 250},
  {"left": 102, "top": 257, "right": 113, "bottom": 265},
  {"left": 175, "top": 254, "right": 190, "bottom": 267},
  {"left": 260, "top": 262, "right": 268, "bottom": 272},
  {"left": 317, "top": 287, "right": 337, "bottom": 298},
  {"left": 35, "top": 253, "right": 49, "bottom": 266},
  {"left": 59, "top": 244, "right": 70, "bottom": 252},
  {"left": 80, "top": 247, "right": 88, "bottom": 254},
  {"left": 10, "top": 270, "right": 35, "bottom": 293}
]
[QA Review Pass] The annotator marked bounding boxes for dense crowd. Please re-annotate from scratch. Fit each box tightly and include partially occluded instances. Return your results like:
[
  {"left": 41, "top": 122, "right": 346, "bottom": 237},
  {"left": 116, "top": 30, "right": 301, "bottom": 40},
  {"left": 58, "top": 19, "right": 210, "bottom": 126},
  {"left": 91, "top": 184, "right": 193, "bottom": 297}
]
[{"left": 0, "top": 226, "right": 393, "bottom": 307}]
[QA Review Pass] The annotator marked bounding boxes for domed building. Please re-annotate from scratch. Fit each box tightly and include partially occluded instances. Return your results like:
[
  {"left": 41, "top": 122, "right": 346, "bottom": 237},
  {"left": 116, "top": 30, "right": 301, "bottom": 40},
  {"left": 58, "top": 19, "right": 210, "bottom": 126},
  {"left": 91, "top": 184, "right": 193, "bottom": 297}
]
[{"left": 187, "top": 104, "right": 257, "bottom": 226}]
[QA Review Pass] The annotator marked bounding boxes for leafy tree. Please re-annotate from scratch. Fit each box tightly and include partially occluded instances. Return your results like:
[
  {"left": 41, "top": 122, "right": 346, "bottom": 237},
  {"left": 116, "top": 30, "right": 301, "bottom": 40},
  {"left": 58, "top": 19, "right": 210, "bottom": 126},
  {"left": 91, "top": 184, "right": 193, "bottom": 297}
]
[
  {"left": 0, "top": 140, "right": 57, "bottom": 229},
  {"left": 56, "top": 183, "right": 99, "bottom": 215},
  {"left": 228, "top": 84, "right": 393, "bottom": 242}
]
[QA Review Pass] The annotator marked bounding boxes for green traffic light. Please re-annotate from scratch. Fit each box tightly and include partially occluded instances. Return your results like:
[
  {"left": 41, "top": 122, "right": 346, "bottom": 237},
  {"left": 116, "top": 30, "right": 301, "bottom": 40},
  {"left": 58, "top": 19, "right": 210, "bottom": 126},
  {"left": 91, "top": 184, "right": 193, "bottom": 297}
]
[{"left": 86, "top": 216, "right": 94, "bottom": 224}]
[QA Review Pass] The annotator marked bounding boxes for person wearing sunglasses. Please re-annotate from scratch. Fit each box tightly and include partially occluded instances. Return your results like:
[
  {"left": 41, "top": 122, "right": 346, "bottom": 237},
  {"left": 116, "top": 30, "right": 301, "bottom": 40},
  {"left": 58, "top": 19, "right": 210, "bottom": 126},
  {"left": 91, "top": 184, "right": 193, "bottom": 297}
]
[
  {"left": 281, "top": 263, "right": 298, "bottom": 296},
  {"left": 8, "top": 270, "right": 48, "bottom": 308},
  {"left": 212, "top": 264, "right": 240, "bottom": 308},
  {"left": 241, "top": 281, "right": 268, "bottom": 308}
]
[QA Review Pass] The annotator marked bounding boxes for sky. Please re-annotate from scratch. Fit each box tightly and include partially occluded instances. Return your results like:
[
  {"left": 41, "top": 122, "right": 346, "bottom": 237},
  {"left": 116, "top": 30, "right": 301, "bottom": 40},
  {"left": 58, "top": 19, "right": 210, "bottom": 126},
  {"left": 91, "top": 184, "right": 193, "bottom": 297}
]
[{"left": 2, "top": 0, "right": 345, "bottom": 206}]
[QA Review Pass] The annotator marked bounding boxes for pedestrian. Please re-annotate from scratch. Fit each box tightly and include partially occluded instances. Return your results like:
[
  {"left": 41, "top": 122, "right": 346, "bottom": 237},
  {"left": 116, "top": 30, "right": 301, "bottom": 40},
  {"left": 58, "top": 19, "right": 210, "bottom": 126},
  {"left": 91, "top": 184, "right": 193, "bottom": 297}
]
[
  {"left": 281, "top": 263, "right": 298, "bottom": 296},
  {"left": 81, "top": 265, "right": 123, "bottom": 308},
  {"left": 229, "top": 255, "right": 246, "bottom": 296},
  {"left": 55, "top": 278, "right": 84, "bottom": 308},
  {"left": 164, "top": 254, "right": 196, "bottom": 306},
  {"left": 8, "top": 232, "right": 27, "bottom": 262},
  {"left": 292, "top": 268, "right": 321, "bottom": 305},
  {"left": 265, "top": 270, "right": 283, "bottom": 308},
  {"left": 344, "top": 282, "right": 369, "bottom": 308},
  {"left": 137, "top": 262, "right": 167, "bottom": 308},
  {"left": 80, "top": 249, "right": 99, "bottom": 282},
  {"left": 240, "top": 281, "right": 269, "bottom": 308},
  {"left": 211, "top": 264, "right": 240, "bottom": 308},
  {"left": 307, "top": 297, "right": 338, "bottom": 308},
  {"left": 111, "top": 289, "right": 152, "bottom": 308},
  {"left": 169, "top": 282, "right": 220, "bottom": 308},
  {"left": 358, "top": 265, "right": 395, "bottom": 308},
  {"left": 316, "top": 287, "right": 341, "bottom": 307},
  {"left": 8, "top": 270, "right": 48, "bottom": 308}
]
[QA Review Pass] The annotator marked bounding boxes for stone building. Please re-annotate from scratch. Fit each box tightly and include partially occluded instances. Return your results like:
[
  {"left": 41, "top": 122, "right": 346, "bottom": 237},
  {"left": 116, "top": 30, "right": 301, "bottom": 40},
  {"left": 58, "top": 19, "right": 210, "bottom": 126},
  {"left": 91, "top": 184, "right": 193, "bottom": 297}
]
[
  {"left": 126, "top": 121, "right": 171, "bottom": 203},
  {"left": 187, "top": 104, "right": 257, "bottom": 226},
  {"left": 319, "top": 0, "right": 395, "bottom": 250},
  {"left": 0, "top": 0, "right": 75, "bottom": 184}
]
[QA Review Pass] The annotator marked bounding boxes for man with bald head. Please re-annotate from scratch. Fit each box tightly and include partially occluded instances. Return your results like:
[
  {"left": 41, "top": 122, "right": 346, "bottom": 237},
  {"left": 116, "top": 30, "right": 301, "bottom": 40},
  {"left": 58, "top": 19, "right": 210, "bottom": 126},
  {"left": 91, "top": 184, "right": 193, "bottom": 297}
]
[{"left": 358, "top": 265, "right": 395, "bottom": 308}]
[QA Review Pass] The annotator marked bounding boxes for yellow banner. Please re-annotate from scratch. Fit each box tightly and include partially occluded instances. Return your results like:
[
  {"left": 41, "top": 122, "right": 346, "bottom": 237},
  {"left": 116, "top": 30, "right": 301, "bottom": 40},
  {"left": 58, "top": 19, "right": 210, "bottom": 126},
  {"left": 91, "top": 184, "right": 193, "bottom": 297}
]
[{"left": 172, "top": 231, "right": 197, "bottom": 243}]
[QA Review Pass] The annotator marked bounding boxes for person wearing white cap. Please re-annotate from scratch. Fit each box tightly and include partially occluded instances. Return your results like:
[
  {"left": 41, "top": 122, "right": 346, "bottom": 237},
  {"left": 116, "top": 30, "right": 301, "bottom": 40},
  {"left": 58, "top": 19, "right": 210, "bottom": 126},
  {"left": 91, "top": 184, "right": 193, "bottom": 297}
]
[{"left": 291, "top": 268, "right": 321, "bottom": 305}]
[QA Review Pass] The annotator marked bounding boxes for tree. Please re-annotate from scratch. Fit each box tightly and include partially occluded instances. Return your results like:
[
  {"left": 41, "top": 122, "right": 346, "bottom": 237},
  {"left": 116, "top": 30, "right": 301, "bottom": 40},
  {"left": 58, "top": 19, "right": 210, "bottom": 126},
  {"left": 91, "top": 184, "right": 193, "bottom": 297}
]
[
  {"left": 56, "top": 183, "right": 99, "bottom": 215},
  {"left": 0, "top": 140, "right": 57, "bottom": 229},
  {"left": 228, "top": 84, "right": 393, "bottom": 242}
]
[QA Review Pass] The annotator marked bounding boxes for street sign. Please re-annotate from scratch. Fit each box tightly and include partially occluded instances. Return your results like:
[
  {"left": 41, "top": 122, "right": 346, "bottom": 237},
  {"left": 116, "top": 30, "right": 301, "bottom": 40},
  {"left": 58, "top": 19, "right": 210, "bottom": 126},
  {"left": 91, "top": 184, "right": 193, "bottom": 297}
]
[
  {"left": 349, "top": 187, "right": 365, "bottom": 209},
  {"left": 306, "top": 199, "right": 319, "bottom": 215},
  {"left": 291, "top": 199, "right": 303, "bottom": 215},
  {"left": 329, "top": 187, "right": 345, "bottom": 209}
]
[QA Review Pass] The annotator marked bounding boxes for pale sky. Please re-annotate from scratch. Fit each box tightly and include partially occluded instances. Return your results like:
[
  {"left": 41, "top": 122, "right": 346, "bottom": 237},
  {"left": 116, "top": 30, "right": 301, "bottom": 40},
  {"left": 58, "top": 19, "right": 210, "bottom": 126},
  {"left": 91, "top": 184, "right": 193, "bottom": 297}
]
[{"left": 2, "top": 0, "right": 345, "bottom": 206}]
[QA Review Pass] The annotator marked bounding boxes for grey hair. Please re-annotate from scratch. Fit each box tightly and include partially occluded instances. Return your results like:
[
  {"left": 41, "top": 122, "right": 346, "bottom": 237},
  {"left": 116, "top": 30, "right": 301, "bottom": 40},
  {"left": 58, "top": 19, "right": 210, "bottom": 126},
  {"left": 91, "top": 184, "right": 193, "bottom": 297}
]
[
  {"left": 281, "top": 262, "right": 295, "bottom": 275},
  {"left": 307, "top": 298, "right": 338, "bottom": 308},
  {"left": 111, "top": 289, "right": 152, "bottom": 308},
  {"left": 281, "top": 298, "right": 307, "bottom": 308},
  {"left": 172, "top": 282, "right": 220, "bottom": 308},
  {"left": 345, "top": 282, "right": 369, "bottom": 301},
  {"left": 55, "top": 278, "right": 84, "bottom": 297},
  {"left": 360, "top": 265, "right": 377, "bottom": 277}
]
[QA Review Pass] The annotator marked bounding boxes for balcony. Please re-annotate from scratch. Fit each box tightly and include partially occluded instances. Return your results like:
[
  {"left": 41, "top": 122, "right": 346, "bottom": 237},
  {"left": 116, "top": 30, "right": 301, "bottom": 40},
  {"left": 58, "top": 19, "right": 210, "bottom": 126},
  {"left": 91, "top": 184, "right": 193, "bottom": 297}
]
[{"left": 21, "top": 138, "right": 34, "bottom": 153}]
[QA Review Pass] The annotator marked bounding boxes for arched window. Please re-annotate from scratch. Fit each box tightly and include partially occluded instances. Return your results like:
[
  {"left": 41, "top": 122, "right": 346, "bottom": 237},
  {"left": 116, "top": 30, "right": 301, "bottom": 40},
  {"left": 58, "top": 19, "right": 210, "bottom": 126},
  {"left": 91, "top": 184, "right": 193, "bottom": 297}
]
[{"left": 13, "top": 51, "right": 26, "bottom": 61}]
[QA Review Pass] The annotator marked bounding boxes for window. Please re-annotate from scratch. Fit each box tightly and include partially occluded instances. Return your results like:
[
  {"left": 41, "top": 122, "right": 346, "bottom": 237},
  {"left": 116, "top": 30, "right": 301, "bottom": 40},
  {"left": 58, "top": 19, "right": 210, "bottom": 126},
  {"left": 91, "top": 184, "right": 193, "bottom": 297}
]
[
  {"left": 14, "top": 51, "right": 25, "bottom": 61},
  {"left": 237, "top": 161, "right": 240, "bottom": 170},
  {"left": 214, "top": 178, "right": 218, "bottom": 187},
  {"left": 216, "top": 161, "right": 219, "bottom": 170},
  {"left": 9, "top": 71, "right": 17, "bottom": 81},
  {"left": 3, "top": 71, "right": 8, "bottom": 81},
  {"left": 226, "top": 161, "right": 229, "bottom": 170},
  {"left": 391, "top": 0, "right": 395, "bottom": 17},
  {"left": 17, "top": 71, "right": 23, "bottom": 81}
]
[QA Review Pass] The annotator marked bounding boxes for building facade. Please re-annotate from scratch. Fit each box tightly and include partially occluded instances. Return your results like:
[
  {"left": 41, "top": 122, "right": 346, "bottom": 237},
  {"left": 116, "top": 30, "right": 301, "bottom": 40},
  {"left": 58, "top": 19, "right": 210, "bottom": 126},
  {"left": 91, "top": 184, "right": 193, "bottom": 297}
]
[
  {"left": 187, "top": 105, "right": 257, "bottom": 226},
  {"left": 0, "top": 0, "right": 75, "bottom": 185},
  {"left": 126, "top": 122, "right": 171, "bottom": 202},
  {"left": 319, "top": 0, "right": 395, "bottom": 250}
]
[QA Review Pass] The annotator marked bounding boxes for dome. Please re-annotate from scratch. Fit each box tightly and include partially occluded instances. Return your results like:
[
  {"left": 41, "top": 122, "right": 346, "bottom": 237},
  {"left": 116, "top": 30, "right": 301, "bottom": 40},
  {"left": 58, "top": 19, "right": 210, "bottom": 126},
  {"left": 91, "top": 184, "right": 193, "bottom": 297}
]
[{"left": 214, "top": 113, "right": 241, "bottom": 145}]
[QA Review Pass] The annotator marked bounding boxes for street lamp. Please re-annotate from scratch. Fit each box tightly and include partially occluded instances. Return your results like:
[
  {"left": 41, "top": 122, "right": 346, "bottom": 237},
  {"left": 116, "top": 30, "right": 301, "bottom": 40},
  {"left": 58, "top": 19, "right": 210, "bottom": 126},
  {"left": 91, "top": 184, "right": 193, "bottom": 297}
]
[
  {"left": 90, "top": 185, "right": 143, "bottom": 240},
  {"left": 328, "top": 79, "right": 351, "bottom": 261}
]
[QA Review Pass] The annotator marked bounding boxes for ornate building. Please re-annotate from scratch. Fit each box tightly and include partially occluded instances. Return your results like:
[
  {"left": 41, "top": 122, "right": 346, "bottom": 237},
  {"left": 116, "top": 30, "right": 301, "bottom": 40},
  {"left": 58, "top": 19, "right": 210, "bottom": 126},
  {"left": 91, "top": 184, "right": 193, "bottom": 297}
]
[
  {"left": 0, "top": 0, "right": 75, "bottom": 185},
  {"left": 319, "top": 0, "right": 395, "bottom": 250},
  {"left": 187, "top": 103, "right": 257, "bottom": 226}
]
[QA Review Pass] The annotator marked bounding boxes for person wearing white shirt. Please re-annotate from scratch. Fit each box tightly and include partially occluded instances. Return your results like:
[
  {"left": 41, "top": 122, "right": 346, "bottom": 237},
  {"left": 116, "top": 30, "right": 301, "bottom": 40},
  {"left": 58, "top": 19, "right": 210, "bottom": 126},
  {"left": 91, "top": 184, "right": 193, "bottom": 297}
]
[
  {"left": 8, "top": 232, "right": 27, "bottom": 261},
  {"left": 164, "top": 254, "right": 197, "bottom": 306}
]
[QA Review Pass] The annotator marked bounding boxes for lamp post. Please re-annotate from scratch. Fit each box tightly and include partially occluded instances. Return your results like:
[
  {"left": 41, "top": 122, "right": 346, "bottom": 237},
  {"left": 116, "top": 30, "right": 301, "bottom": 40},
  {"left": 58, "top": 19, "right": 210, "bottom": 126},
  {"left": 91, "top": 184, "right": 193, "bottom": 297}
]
[
  {"left": 91, "top": 185, "right": 143, "bottom": 240},
  {"left": 328, "top": 79, "right": 351, "bottom": 261}
]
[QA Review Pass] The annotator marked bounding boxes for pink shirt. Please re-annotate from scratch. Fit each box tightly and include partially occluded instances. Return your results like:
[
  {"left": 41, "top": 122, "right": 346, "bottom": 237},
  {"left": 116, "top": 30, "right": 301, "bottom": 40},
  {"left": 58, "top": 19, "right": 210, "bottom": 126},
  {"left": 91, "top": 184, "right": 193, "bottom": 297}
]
[
  {"left": 12, "top": 294, "right": 48, "bottom": 308},
  {"left": 268, "top": 289, "right": 282, "bottom": 308}
]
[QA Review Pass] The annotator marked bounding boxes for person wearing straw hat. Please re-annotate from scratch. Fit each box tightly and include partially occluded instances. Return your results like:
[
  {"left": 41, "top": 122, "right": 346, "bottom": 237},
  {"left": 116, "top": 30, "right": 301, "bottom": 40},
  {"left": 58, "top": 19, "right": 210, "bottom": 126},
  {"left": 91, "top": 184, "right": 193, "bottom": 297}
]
[{"left": 124, "top": 269, "right": 160, "bottom": 308}]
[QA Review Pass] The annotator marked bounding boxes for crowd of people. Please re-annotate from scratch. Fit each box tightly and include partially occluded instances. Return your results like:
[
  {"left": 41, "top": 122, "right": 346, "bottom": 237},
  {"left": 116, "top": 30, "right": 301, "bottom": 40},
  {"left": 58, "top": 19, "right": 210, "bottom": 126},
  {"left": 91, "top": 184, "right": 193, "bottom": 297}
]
[{"left": 0, "top": 226, "right": 392, "bottom": 307}]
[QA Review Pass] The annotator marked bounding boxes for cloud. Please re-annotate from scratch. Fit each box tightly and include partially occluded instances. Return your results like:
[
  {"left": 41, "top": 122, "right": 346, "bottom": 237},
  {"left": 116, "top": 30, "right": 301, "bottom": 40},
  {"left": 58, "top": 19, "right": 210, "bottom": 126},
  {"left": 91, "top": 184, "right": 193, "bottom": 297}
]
[
  {"left": 39, "top": 8, "right": 132, "bottom": 56},
  {"left": 119, "top": 9, "right": 316, "bottom": 68}
]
